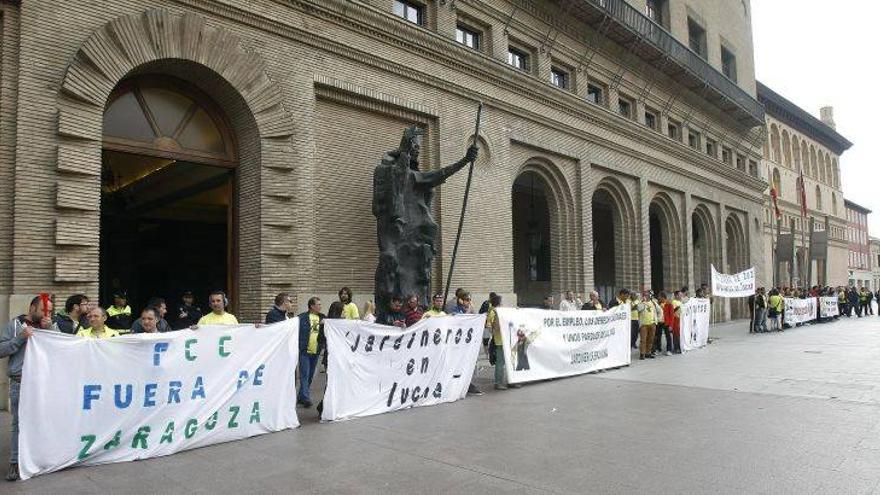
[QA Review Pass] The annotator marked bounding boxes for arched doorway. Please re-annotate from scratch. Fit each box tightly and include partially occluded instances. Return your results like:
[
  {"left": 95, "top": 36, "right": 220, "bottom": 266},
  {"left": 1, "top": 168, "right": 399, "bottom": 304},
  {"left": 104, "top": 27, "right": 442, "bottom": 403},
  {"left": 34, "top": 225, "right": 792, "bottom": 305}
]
[
  {"left": 100, "top": 75, "right": 238, "bottom": 315},
  {"left": 725, "top": 215, "right": 748, "bottom": 319},
  {"left": 691, "top": 205, "right": 716, "bottom": 292},
  {"left": 592, "top": 180, "right": 637, "bottom": 303},
  {"left": 649, "top": 193, "right": 682, "bottom": 293},
  {"left": 512, "top": 171, "right": 552, "bottom": 307}
]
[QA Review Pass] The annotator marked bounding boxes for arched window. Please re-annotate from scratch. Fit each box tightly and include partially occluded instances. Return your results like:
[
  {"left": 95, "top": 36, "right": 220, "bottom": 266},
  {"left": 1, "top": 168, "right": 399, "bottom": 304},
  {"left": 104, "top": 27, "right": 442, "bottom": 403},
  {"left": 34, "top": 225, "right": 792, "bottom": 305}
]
[
  {"left": 832, "top": 193, "right": 838, "bottom": 215},
  {"left": 815, "top": 185, "right": 823, "bottom": 211},
  {"left": 770, "top": 124, "right": 781, "bottom": 163},
  {"left": 792, "top": 138, "right": 800, "bottom": 171},
  {"left": 782, "top": 130, "right": 792, "bottom": 167},
  {"left": 824, "top": 153, "right": 833, "bottom": 184},
  {"left": 801, "top": 147, "right": 810, "bottom": 177},
  {"left": 833, "top": 159, "right": 840, "bottom": 188},
  {"left": 773, "top": 168, "right": 782, "bottom": 197},
  {"left": 103, "top": 77, "right": 237, "bottom": 166},
  {"left": 810, "top": 147, "right": 817, "bottom": 178}
]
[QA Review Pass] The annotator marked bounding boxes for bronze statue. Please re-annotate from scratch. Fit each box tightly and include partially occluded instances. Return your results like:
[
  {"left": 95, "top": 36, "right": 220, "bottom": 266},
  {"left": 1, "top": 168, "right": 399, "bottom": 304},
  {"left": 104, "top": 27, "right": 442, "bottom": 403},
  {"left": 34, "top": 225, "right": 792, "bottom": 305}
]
[{"left": 373, "top": 126, "right": 478, "bottom": 319}]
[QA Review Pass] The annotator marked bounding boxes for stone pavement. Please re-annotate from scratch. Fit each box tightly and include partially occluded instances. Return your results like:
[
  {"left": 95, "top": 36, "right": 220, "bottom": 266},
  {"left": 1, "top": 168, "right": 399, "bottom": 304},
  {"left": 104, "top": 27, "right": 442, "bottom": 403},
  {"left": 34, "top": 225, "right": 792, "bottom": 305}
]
[{"left": 3, "top": 315, "right": 880, "bottom": 494}]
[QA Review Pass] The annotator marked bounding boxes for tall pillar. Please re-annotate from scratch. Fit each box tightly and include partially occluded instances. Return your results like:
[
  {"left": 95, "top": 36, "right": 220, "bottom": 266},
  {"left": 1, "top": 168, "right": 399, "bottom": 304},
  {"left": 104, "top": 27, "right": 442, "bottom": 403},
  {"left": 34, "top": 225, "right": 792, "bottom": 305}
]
[
  {"left": 639, "top": 178, "right": 651, "bottom": 290},
  {"left": 684, "top": 194, "right": 695, "bottom": 294}
]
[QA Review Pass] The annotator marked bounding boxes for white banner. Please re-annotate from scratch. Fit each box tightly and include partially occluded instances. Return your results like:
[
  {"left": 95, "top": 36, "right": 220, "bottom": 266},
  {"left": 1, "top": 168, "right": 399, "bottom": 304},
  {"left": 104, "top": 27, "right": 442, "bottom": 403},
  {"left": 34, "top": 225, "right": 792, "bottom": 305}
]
[
  {"left": 820, "top": 297, "right": 839, "bottom": 318},
  {"left": 680, "top": 298, "right": 711, "bottom": 351},
  {"left": 19, "top": 322, "right": 300, "bottom": 480},
  {"left": 494, "top": 305, "right": 631, "bottom": 384},
  {"left": 321, "top": 315, "right": 485, "bottom": 421},
  {"left": 711, "top": 265, "right": 756, "bottom": 298},
  {"left": 784, "top": 298, "right": 817, "bottom": 324}
]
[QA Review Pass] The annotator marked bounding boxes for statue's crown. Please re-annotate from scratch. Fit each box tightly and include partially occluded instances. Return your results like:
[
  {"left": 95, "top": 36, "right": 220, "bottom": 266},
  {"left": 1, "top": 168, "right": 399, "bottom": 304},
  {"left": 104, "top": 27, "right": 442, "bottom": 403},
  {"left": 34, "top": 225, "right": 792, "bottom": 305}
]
[{"left": 399, "top": 125, "right": 425, "bottom": 150}]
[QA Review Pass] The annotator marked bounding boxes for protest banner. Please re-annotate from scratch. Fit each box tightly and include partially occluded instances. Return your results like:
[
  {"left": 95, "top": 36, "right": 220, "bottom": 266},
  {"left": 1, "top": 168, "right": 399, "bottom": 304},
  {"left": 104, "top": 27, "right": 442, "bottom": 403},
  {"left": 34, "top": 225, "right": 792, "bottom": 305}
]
[
  {"left": 783, "top": 298, "right": 817, "bottom": 324},
  {"left": 321, "top": 314, "right": 485, "bottom": 421},
  {"left": 18, "top": 321, "right": 300, "bottom": 480},
  {"left": 710, "top": 265, "right": 756, "bottom": 298},
  {"left": 819, "top": 297, "right": 839, "bottom": 318},
  {"left": 680, "top": 298, "right": 711, "bottom": 351},
  {"left": 493, "top": 305, "right": 631, "bottom": 384}
]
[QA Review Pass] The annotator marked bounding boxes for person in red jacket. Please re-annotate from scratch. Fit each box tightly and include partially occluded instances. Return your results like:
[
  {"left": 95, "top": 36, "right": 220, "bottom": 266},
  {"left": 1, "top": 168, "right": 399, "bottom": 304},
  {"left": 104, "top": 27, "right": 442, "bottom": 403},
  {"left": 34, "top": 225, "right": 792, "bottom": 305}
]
[{"left": 661, "top": 291, "right": 682, "bottom": 354}]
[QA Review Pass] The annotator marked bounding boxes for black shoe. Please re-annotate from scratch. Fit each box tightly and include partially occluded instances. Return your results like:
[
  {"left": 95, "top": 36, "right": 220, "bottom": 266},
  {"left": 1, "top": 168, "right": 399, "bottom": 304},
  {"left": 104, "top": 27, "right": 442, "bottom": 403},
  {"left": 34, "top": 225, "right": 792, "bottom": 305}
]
[
  {"left": 467, "top": 384, "right": 484, "bottom": 396},
  {"left": 639, "top": 355, "right": 645, "bottom": 360},
  {"left": 5, "top": 464, "right": 18, "bottom": 482},
  {"left": 317, "top": 401, "right": 324, "bottom": 415},
  {"left": 509, "top": 383, "right": 522, "bottom": 389},
  {"left": 646, "top": 354, "right": 655, "bottom": 359}
]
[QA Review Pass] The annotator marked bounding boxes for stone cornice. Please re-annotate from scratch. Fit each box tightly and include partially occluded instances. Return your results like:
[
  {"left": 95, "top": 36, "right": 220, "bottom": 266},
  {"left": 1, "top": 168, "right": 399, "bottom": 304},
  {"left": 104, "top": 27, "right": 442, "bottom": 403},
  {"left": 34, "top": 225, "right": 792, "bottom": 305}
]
[{"left": 172, "top": 0, "right": 766, "bottom": 201}]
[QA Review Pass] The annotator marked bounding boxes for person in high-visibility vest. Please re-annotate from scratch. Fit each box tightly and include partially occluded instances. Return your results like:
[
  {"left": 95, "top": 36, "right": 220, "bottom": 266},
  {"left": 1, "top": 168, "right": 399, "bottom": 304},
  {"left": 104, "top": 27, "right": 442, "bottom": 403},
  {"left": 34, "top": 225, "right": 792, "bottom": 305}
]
[{"left": 106, "top": 291, "right": 132, "bottom": 331}]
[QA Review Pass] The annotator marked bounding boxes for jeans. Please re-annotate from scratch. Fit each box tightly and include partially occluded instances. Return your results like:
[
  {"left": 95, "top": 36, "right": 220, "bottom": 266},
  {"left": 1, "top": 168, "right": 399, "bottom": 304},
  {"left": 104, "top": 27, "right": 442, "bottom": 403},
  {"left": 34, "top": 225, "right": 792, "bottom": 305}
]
[
  {"left": 494, "top": 345, "right": 506, "bottom": 385},
  {"left": 653, "top": 324, "right": 672, "bottom": 352},
  {"left": 754, "top": 308, "right": 767, "bottom": 332},
  {"left": 630, "top": 320, "right": 639, "bottom": 348},
  {"left": 298, "top": 352, "right": 319, "bottom": 402},
  {"left": 10, "top": 379, "right": 19, "bottom": 464}
]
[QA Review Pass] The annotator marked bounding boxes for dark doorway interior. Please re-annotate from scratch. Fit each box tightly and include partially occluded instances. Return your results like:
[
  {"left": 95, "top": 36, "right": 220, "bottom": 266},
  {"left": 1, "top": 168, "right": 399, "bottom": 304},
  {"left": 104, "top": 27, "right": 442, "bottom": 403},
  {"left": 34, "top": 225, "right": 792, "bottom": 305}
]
[
  {"left": 649, "top": 211, "right": 664, "bottom": 292},
  {"left": 592, "top": 198, "right": 616, "bottom": 303},
  {"left": 99, "top": 150, "right": 232, "bottom": 314},
  {"left": 512, "top": 171, "right": 552, "bottom": 307}
]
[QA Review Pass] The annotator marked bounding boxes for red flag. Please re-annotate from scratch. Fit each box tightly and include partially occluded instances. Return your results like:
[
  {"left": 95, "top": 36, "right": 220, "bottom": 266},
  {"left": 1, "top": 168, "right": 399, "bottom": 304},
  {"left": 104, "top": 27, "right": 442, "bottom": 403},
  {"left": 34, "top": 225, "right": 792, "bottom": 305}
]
[
  {"left": 768, "top": 166, "right": 781, "bottom": 219},
  {"left": 797, "top": 169, "right": 808, "bottom": 218}
]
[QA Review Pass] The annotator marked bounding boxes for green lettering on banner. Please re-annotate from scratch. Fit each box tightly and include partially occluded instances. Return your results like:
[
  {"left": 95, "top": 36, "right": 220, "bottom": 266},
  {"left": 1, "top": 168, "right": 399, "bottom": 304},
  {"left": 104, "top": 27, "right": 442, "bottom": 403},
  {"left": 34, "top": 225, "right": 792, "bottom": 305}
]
[
  {"left": 205, "top": 411, "right": 219, "bottom": 430},
  {"left": 160, "top": 421, "right": 175, "bottom": 444},
  {"left": 103, "top": 430, "right": 121, "bottom": 451},
  {"left": 249, "top": 401, "right": 261, "bottom": 423},
  {"left": 184, "top": 418, "right": 198, "bottom": 439},
  {"left": 185, "top": 338, "right": 198, "bottom": 361},
  {"left": 131, "top": 426, "right": 151, "bottom": 449},
  {"left": 228, "top": 405, "right": 240, "bottom": 428},
  {"left": 218, "top": 336, "right": 232, "bottom": 357},
  {"left": 78, "top": 435, "right": 96, "bottom": 460}
]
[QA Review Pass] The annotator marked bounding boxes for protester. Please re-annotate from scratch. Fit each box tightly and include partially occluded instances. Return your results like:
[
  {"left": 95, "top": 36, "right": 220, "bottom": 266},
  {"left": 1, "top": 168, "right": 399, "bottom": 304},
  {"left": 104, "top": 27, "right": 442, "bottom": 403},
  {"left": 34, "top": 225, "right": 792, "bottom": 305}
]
[
  {"left": 77, "top": 307, "right": 121, "bottom": 339},
  {"left": 421, "top": 293, "right": 447, "bottom": 319},
  {"left": 485, "top": 293, "right": 512, "bottom": 390},
  {"left": 106, "top": 291, "right": 132, "bottom": 330},
  {"left": 445, "top": 288, "right": 466, "bottom": 313},
  {"left": 362, "top": 300, "right": 376, "bottom": 323},
  {"left": 581, "top": 291, "right": 603, "bottom": 310},
  {"left": 859, "top": 287, "right": 870, "bottom": 316},
  {"left": 55, "top": 294, "right": 90, "bottom": 335},
  {"left": 478, "top": 292, "right": 497, "bottom": 314},
  {"left": 654, "top": 292, "right": 672, "bottom": 356},
  {"left": 1, "top": 296, "right": 58, "bottom": 481},
  {"left": 608, "top": 289, "right": 636, "bottom": 349},
  {"left": 379, "top": 296, "right": 407, "bottom": 327},
  {"left": 848, "top": 287, "right": 861, "bottom": 318},
  {"left": 138, "top": 307, "right": 160, "bottom": 333},
  {"left": 131, "top": 297, "right": 172, "bottom": 333},
  {"left": 451, "top": 291, "right": 473, "bottom": 315},
  {"left": 670, "top": 290, "right": 683, "bottom": 353},
  {"left": 753, "top": 287, "right": 768, "bottom": 333},
  {"left": 637, "top": 290, "right": 657, "bottom": 360},
  {"left": 403, "top": 294, "right": 424, "bottom": 327},
  {"left": 196, "top": 291, "right": 239, "bottom": 325},
  {"left": 265, "top": 292, "right": 293, "bottom": 324},
  {"left": 559, "top": 291, "right": 578, "bottom": 311},
  {"left": 339, "top": 287, "right": 359, "bottom": 320},
  {"left": 174, "top": 290, "right": 203, "bottom": 329},
  {"left": 296, "top": 297, "right": 325, "bottom": 408},
  {"left": 767, "top": 289, "right": 783, "bottom": 331},
  {"left": 543, "top": 294, "right": 555, "bottom": 310}
]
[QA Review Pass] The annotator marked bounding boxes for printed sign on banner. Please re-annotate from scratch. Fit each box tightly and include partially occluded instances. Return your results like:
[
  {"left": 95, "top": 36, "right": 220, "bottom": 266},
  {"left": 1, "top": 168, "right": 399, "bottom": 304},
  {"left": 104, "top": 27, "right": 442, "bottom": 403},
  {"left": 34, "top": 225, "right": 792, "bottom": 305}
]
[
  {"left": 820, "top": 297, "right": 840, "bottom": 318},
  {"left": 680, "top": 298, "right": 711, "bottom": 351},
  {"left": 494, "top": 305, "right": 631, "bottom": 384},
  {"left": 710, "top": 265, "right": 756, "bottom": 298},
  {"left": 321, "top": 315, "right": 485, "bottom": 421},
  {"left": 18, "top": 321, "right": 300, "bottom": 480},
  {"left": 784, "top": 298, "right": 818, "bottom": 324}
]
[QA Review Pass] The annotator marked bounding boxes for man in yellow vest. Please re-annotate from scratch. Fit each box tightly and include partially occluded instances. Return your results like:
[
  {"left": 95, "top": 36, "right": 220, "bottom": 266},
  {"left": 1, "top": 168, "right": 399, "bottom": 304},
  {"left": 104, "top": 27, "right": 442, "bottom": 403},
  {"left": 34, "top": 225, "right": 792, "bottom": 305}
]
[{"left": 106, "top": 291, "right": 132, "bottom": 330}]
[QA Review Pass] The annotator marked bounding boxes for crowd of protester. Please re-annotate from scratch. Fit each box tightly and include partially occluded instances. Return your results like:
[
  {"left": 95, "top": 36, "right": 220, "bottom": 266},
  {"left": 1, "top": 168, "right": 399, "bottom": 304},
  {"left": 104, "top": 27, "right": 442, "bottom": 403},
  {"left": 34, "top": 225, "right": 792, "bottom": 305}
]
[
  {"left": 3, "top": 281, "right": 876, "bottom": 481},
  {"left": 747, "top": 285, "right": 879, "bottom": 334}
]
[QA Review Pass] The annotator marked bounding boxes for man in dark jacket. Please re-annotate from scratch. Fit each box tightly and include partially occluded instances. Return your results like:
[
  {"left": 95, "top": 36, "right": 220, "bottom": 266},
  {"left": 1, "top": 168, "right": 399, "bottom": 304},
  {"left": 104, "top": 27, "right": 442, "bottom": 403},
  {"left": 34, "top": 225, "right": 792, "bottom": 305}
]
[
  {"left": 131, "top": 297, "right": 172, "bottom": 333},
  {"left": 297, "top": 297, "right": 325, "bottom": 408},
  {"left": 265, "top": 292, "right": 292, "bottom": 324},
  {"left": 55, "top": 294, "right": 90, "bottom": 335},
  {"left": 174, "top": 291, "right": 203, "bottom": 330}
]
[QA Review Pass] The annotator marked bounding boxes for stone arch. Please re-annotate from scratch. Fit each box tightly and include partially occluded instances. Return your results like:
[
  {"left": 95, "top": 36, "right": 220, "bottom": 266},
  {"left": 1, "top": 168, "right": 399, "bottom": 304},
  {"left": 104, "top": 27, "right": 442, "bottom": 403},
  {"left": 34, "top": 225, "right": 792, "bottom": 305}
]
[
  {"left": 691, "top": 203, "right": 718, "bottom": 291},
  {"left": 782, "top": 130, "right": 792, "bottom": 167},
  {"left": 592, "top": 177, "right": 638, "bottom": 300},
  {"left": 824, "top": 153, "right": 833, "bottom": 184},
  {"left": 725, "top": 213, "right": 748, "bottom": 319},
  {"left": 801, "top": 146, "right": 810, "bottom": 178},
  {"left": 512, "top": 158, "right": 579, "bottom": 305},
  {"left": 648, "top": 191, "right": 683, "bottom": 292},
  {"left": 770, "top": 124, "right": 781, "bottom": 163},
  {"left": 792, "top": 137, "right": 801, "bottom": 172},
  {"left": 815, "top": 185, "right": 823, "bottom": 211},
  {"left": 56, "top": 9, "right": 295, "bottom": 319}
]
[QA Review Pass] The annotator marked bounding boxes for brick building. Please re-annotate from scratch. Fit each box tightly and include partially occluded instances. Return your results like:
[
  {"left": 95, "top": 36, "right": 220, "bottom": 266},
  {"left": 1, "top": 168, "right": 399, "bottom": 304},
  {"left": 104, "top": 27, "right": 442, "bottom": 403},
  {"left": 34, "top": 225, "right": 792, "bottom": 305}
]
[
  {"left": 0, "top": 0, "right": 769, "bottom": 329},
  {"left": 757, "top": 84, "right": 851, "bottom": 288},
  {"left": 845, "top": 199, "right": 872, "bottom": 289}
]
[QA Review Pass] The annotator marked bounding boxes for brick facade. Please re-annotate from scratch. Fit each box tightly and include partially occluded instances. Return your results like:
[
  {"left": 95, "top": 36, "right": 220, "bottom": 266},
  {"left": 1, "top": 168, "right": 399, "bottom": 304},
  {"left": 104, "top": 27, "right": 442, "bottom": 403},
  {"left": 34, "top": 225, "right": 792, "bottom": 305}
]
[{"left": 0, "top": 0, "right": 768, "bottom": 329}]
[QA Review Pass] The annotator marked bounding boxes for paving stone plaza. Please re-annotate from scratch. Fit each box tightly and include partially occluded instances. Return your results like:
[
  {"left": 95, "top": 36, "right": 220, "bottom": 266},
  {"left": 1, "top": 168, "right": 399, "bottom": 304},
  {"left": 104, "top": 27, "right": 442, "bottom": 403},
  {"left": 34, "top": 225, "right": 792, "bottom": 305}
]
[{"left": 4, "top": 314, "right": 880, "bottom": 494}]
